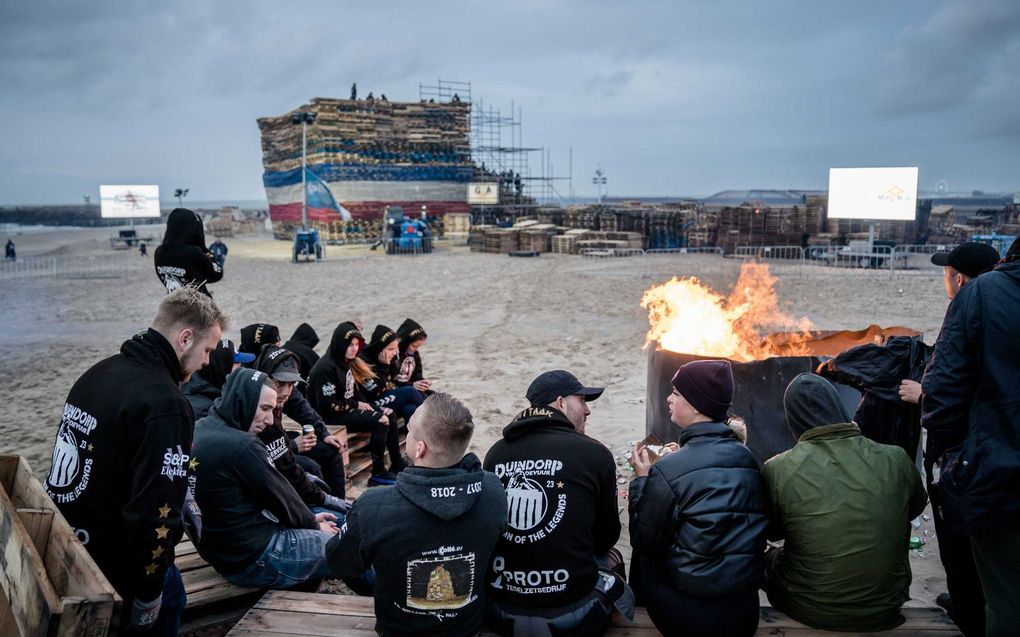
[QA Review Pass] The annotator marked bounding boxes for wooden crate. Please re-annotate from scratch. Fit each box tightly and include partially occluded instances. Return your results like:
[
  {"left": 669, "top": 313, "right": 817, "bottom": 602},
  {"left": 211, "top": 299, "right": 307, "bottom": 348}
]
[
  {"left": 0, "top": 456, "right": 121, "bottom": 637},
  {"left": 483, "top": 229, "right": 519, "bottom": 254}
]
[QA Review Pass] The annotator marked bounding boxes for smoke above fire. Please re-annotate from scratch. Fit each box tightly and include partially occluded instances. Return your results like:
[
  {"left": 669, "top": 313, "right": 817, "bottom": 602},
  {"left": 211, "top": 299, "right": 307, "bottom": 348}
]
[{"left": 641, "top": 262, "right": 814, "bottom": 362}]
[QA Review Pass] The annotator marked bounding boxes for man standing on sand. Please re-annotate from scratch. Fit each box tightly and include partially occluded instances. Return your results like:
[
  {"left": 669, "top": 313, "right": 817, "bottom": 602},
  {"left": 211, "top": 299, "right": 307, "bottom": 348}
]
[{"left": 45, "top": 287, "right": 227, "bottom": 636}]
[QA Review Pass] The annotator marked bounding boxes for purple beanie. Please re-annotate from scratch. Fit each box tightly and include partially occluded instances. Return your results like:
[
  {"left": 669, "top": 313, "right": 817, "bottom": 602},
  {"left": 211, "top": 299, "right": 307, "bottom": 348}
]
[{"left": 671, "top": 360, "right": 734, "bottom": 421}]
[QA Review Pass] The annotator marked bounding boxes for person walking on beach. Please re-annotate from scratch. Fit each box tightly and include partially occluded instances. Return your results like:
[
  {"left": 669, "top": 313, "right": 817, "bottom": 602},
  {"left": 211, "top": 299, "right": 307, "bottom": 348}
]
[
  {"left": 45, "top": 287, "right": 227, "bottom": 636},
  {"left": 209, "top": 237, "right": 228, "bottom": 267},
  {"left": 5, "top": 238, "right": 15, "bottom": 261},
  {"left": 922, "top": 237, "right": 1020, "bottom": 637},
  {"left": 139, "top": 240, "right": 148, "bottom": 257},
  {"left": 154, "top": 208, "right": 223, "bottom": 296}
]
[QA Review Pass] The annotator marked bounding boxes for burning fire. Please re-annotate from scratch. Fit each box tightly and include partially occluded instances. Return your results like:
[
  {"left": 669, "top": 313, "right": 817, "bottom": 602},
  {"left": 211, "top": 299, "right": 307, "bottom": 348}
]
[{"left": 641, "top": 263, "right": 814, "bottom": 361}]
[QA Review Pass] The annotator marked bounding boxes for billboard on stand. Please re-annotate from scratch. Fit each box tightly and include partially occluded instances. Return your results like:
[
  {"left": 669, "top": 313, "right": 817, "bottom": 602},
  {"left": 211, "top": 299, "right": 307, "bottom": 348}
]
[
  {"left": 99, "top": 185, "right": 161, "bottom": 218},
  {"left": 827, "top": 167, "right": 918, "bottom": 221}
]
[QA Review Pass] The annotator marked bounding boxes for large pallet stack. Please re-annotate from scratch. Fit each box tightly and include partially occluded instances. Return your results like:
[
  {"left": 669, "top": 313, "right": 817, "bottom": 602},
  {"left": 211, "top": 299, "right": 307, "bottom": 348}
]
[{"left": 717, "top": 205, "right": 825, "bottom": 253}]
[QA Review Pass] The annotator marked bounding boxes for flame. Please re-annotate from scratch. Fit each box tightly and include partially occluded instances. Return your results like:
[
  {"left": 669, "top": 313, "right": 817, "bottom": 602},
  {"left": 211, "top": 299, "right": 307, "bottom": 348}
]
[{"left": 641, "top": 262, "right": 814, "bottom": 361}]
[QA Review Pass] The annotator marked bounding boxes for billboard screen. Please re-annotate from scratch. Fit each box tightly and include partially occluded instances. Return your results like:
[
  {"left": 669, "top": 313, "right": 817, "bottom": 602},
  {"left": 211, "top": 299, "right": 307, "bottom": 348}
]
[
  {"left": 99, "top": 185, "right": 161, "bottom": 218},
  {"left": 827, "top": 167, "right": 918, "bottom": 221},
  {"left": 467, "top": 182, "right": 499, "bottom": 205}
]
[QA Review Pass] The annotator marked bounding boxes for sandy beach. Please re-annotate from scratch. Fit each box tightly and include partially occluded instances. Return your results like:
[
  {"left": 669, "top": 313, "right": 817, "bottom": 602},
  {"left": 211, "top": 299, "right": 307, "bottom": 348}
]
[{"left": 1, "top": 225, "right": 951, "bottom": 605}]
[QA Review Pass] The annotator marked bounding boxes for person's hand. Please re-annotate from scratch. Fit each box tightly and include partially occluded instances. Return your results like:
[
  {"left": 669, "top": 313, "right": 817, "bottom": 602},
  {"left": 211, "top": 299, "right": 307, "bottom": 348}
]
[
  {"left": 315, "top": 511, "right": 337, "bottom": 523},
  {"left": 358, "top": 402, "right": 373, "bottom": 411},
  {"left": 323, "top": 433, "right": 344, "bottom": 451},
  {"left": 630, "top": 446, "right": 652, "bottom": 478},
  {"left": 899, "top": 380, "right": 922, "bottom": 404},
  {"left": 318, "top": 520, "right": 339, "bottom": 534},
  {"left": 129, "top": 594, "right": 163, "bottom": 630},
  {"left": 413, "top": 380, "right": 431, "bottom": 392},
  {"left": 377, "top": 412, "right": 389, "bottom": 424},
  {"left": 295, "top": 433, "right": 316, "bottom": 453},
  {"left": 382, "top": 407, "right": 393, "bottom": 416}
]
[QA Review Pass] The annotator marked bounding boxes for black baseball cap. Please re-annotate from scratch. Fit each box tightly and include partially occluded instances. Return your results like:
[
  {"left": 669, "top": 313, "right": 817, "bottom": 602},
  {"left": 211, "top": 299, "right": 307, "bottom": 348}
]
[
  {"left": 526, "top": 370, "right": 604, "bottom": 406},
  {"left": 931, "top": 242, "right": 1000, "bottom": 278},
  {"left": 269, "top": 356, "right": 303, "bottom": 383}
]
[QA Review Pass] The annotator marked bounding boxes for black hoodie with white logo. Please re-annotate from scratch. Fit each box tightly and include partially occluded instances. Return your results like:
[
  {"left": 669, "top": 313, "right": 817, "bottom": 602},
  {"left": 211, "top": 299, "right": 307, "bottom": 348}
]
[
  {"left": 154, "top": 208, "right": 223, "bottom": 296},
  {"left": 483, "top": 407, "right": 621, "bottom": 610},
  {"left": 191, "top": 369, "right": 317, "bottom": 575},
  {"left": 308, "top": 322, "right": 381, "bottom": 424},
  {"left": 394, "top": 318, "right": 426, "bottom": 386},
  {"left": 326, "top": 454, "right": 506, "bottom": 637},
  {"left": 45, "top": 328, "right": 193, "bottom": 603},
  {"left": 358, "top": 324, "right": 399, "bottom": 401}
]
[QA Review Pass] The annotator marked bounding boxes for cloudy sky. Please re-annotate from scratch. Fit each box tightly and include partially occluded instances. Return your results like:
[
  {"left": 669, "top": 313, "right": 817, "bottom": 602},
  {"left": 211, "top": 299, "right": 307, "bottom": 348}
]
[{"left": 1, "top": 0, "right": 1017, "bottom": 204}]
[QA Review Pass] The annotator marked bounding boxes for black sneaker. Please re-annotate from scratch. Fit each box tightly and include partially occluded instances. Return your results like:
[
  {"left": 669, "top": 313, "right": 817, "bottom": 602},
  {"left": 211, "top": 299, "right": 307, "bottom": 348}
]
[
  {"left": 935, "top": 592, "right": 953, "bottom": 614},
  {"left": 368, "top": 472, "right": 397, "bottom": 486}
]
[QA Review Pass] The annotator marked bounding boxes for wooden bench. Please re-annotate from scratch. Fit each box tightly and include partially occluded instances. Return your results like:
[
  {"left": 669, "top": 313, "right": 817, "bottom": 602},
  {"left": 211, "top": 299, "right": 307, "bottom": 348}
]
[
  {"left": 176, "top": 540, "right": 264, "bottom": 637},
  {"left": 225, "top": 590, "right": 961, "bottom": 637}
]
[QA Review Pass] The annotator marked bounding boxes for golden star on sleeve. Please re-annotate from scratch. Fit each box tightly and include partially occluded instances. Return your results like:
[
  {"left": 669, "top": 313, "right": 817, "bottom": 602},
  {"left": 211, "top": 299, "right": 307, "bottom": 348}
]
[
  {"left": 144, "top": 562, "right": 158, "bottom": 575},
  {"left": 87, "top": 443, "right": 94, "bottom": 452},
  {"left": 188, "top": 457, "right": 199, "bottom": 471},
  {"left": 155, "top": 525, "right": 169, "bottom": 539},
  {"left": 557, "top": 481, "right": 565, "bottom": 489},
  {"left": 151, "top": 546, "right": 164, "bottom": 559},
  {"left": 158, "top": 503, "right": 171, "bottom": 518}
]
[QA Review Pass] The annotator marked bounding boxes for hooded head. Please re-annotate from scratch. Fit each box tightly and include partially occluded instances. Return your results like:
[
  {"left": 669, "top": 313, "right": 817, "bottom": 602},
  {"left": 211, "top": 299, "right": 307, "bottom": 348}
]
[
  {"left": 254, "top": 345, "right": 304, "bottom": 384},
  {"left": 162, "top": 208, "right": 208, "bottom": 250},
  {"left": 783, "top": 373, "right": 852, "bottom": 439},
  {"left": 197, "top": 337, "right": 248, "bottom": 389},
  {"left": 209, "top": 368, "right": 275, "bottom": 431},
  {"left": 287, "top": 323, "right": 320, "bottom": 349},
  {"left": 397, "top": 318, "right": 427, "bottom": 350},
  {"left": 363, "top": 324, "right": 398, "bottom": 360},
  {"left": 328, "top": 321, "right": 365, "bottom": 362},
  {"left": 239, "top": 323, "right": 281, "bottom": 358}
]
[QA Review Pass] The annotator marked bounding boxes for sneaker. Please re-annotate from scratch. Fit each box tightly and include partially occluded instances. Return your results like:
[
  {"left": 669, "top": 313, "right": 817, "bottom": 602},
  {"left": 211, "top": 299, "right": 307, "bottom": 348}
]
[
  {"left": 935, "top": 592, "right": 953, "bottom": 614},
  {"left": 368, "top": 472, "right": 397, "bottom": 486}
]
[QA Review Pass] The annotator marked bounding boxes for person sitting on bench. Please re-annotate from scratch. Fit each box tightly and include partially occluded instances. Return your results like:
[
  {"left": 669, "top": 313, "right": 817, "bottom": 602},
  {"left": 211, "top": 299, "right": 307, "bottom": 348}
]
[
  {"left": 359, "top": 324, "right": 426, "bottom": 425},
  {"left": 393, "top": 318, "right": 432, "bottom": 394},
  {"left": 326, "top": 393, "right": 507, "bottom": 637},
  {"left": 191, "top": 369, "right": 340, "bottom": 589}
]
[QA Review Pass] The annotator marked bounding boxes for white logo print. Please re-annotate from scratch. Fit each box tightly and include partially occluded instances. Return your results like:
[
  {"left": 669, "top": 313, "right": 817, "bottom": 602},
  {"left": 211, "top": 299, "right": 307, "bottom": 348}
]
[
  {"left": 505, "top": 472, "right": 547, "bottom": 531},
  {"left": 344, "top": 370, "right": 355, "bottom": 399},
  {"left": 322, "top": 382, "right": 336, "bottom": 397},
  {"left": 48, "top": 424, "right": 81, "bottom": 488},
  {"left": 396, "top": 356, "right": 416, "bottom": 383},
  {"left": 161, "top": 445, "right": 190, "bottom": 480}
]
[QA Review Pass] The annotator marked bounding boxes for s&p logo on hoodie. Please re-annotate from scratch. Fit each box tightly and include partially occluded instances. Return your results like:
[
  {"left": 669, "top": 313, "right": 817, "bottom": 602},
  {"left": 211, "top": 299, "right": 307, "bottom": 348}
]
[{"left": 161, "top": 445, "right": 190, "bottom": 480}]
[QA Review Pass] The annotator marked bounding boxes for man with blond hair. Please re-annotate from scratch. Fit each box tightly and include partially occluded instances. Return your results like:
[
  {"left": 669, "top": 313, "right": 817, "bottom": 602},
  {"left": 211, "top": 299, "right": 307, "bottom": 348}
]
[
  {"left": 46, "top": 286, "right": 227, "bottom": 636},
  {"left": 326, "top": 393, "right": 506, "bottom": 637}
]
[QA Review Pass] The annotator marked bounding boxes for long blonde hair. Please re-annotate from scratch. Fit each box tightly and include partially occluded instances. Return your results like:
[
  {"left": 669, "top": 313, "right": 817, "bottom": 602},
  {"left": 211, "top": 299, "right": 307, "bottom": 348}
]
[{"left": 349, "top": 354, "right": 377, "bottom": 385}]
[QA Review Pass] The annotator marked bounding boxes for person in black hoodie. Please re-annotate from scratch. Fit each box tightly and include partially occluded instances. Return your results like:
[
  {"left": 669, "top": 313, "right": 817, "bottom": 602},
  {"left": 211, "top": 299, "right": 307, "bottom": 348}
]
[
  {"left": 394, "top": 318, "right": 432, "bottom": 393},
  {"left": 183, "top": 337, "right": 256, "bottom": 420},
  {"left": 360, "top": 324, "right": 426, "bottom": 422},
  {"left": 239, "top": 322, "right": 281, "bottom": 362},
  {"left": 191, "top": 368, "right": 341, "bottom": 588},
  {"left": 45, "top": 287, "right": 227, "bottom": 635},
  {"left": 326, "top": 393, "right": 507, "bottom": 637},
  {"left": 255, "top": 345, "right": 350, "bottom": 507},
  {"left": 483, "top": 370, "right": 633, "bottom": 637},
  {"left": 308, "top": 322, "right": 401, "bottom": 486},
  {"left": 283, "top": 323, "right": 322, "bottom": 385},
  {"left": 629, "top": 360, "right": 769, "bottom": 637},
  {"left": 154, "top": 208, "right": 223, "bottom": 297}
]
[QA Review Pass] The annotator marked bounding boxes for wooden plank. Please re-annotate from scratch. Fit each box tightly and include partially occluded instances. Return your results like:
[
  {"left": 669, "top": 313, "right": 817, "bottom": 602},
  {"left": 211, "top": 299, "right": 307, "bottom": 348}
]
[
  {"left": 17, "top": 509, "right": 53, "bottom": 560},
  {"left": 0, "top": 469, "right": 60, "bottom": 637}
]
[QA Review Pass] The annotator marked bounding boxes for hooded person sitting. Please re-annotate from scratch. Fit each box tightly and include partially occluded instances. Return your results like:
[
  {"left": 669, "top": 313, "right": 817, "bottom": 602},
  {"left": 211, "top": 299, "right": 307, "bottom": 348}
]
[
  {"left": 283, "top": 323, "right": 321, "bottom": 385},
  {"left": 761, "top": 373, "right": 927, "bottom": 632},
  {"left": 394, "top": 318, "right": 431, "bottom": 393},
  {"left": 183, "top": 337, "right": 255, "bottom": 420},
  {"left": 326, "top": 393, "right": 507, "bottom": 637},
  {"left": 190, "top": 369, "right": 341, "bottom": 589},
  {"left": 308, "top": 322, "right": 402, "bottom": 486},
  {"left": 239, "top": 323, "right": 281, "bottom": 364},
  {"left": 254, "top": 345, "right": 350, "bottom": 510},
  {"left": 154, "top": 208, "right": 223, "bottom": 297},
  {"left": 359, "top": 324, "right": 425, "bottom": 423}
]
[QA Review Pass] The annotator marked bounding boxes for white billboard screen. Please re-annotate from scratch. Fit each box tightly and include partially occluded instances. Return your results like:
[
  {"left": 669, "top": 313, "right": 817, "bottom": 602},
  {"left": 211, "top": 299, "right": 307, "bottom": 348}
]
[
  {"left": 827, "top": 167, "right": 918, "bottom": 221},
  {"left": 99, "top": 185, "right": 161, "bottom": 219},
  {"left": 467, "top": 182, "right": 499, "bottom": 205}
]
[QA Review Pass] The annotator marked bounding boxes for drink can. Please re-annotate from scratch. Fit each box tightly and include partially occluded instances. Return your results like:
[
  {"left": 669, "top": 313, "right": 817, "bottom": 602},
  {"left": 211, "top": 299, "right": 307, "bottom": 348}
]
[{"left": 302, "top": 424, "right": 315, "bottom": 436}]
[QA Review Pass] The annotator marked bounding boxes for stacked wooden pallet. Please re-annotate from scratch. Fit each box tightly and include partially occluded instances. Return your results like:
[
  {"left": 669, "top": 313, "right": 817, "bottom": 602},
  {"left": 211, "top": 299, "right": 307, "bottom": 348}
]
[
  {"left": 717, "top": 205, "right": 824, "bottom": 253},
  {"left": 518, "top": 224, "right": 559, "bottom": 253},
  {"left": 551, "top": 229, "right": 592, "bottom": 254},
  {"left": 467, "top": 225, "right": 492, "bottom": 252},
  {"left": 482, "top": 228, "right": 519, "bottom": 254}
]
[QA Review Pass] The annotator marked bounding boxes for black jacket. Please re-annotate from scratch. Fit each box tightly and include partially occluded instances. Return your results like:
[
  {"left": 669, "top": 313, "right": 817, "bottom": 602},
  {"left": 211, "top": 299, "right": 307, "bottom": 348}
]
[
  {"left": 483, "top": 407, "right": 620, "bottom": 609},
  {"left": 359, "top": 324, "right": 399, "bottom": 401},
  {"left": 308, "top": 322, "right": 382, "bottom": 425},
  {"left": 395, "top": 319, "right": 427, "bottom": 386},
  {"left": 922, "top": 261, "right": 1020, "bottom": 534},
  {"left": 45, "top": 328, "right": 193, "bottom": 603},
  {"left": 284, "top": 323, "right": 321, "bottom": 382},
  {"left": 629, "top": 421, "right": 769, "bottom": 597},
  {"left": 326, "top": 454, "right": 506, "bottom": 637},
  {"left": 192, "top": 369, "right": 317, "bottom": 575},
  {"left": 817, "top": 336, "right": 932, "bottom": 461},
  {"left": 182, "top": 373, "right": 220, "bottom": 421},
  {"left": 154, "top": 208, "right": 222, "bottom": 296}
]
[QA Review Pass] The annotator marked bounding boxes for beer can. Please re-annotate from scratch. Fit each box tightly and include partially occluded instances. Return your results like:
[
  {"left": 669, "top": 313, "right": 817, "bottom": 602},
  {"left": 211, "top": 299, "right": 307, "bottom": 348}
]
[{"left": 302, "top": 424, "right": 314, "bottom": 435}]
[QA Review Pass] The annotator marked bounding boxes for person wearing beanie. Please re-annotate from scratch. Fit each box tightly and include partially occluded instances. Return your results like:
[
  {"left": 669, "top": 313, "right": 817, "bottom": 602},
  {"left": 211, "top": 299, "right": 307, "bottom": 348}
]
[
  {"left": 629, "top": 359, "right": 768, "bottom": 637},
  {"left": 154, "top": 208, "right": 223, "bottom": 297},
  {"left": 761, "top": 373, "right": 927, "bottom": 632},
  {"left": 484, "top": 370, "right": 635, "bottom": 637},
  {"left": 359, "top": 324, "right": 426, "bottom": 425},
  {"left": 307, "top": 322, "right": 402, "bottom": 486}
]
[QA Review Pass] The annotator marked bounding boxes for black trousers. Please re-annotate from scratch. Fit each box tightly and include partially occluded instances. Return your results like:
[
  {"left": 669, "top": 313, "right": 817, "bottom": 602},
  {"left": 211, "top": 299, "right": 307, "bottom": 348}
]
[
  {"left": 301, "top": 440, "right": 346, "bottom": 499},
  {"left": 342, "top": 411, "right": 401, "bottom": 475},
  {"left": 635, "top": 554, "right": 759, "bottom": 637}
]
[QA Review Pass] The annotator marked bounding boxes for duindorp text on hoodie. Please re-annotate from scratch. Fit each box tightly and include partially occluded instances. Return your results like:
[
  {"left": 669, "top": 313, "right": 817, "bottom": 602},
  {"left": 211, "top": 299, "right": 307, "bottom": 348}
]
[{"left": 154, "top": 208, "right": 223, "bottom": 296}]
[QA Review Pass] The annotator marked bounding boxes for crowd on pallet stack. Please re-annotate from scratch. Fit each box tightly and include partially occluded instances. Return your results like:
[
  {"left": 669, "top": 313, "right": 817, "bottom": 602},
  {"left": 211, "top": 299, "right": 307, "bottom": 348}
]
[{"left": 38, "top": 207, "right": 1020, "bottom": 637}]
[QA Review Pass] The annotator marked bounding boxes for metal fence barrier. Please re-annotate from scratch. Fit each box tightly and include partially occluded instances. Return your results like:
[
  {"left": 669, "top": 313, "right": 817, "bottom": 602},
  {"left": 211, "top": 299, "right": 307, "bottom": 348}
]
[{"left": 0, "top": 255, "right": 136, "bottom": 280}]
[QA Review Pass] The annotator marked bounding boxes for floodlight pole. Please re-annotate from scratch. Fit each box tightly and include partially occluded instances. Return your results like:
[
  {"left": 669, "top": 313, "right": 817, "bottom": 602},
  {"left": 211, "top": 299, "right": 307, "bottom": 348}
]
[{"left": 292, "top": 111, "right": 317, "bottom": 232}]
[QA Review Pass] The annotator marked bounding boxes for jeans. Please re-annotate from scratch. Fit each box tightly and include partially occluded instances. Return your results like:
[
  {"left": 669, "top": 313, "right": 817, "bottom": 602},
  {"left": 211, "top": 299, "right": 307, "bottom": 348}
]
[
  {"left": 225, "top": 528, "right": 336, "bottom": 589},
  {"left": 373, "top": 386, "right": 425, "bottom": 422},
  {"left": 119, "top": 565, "right": 186, "bottom": 637}
]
